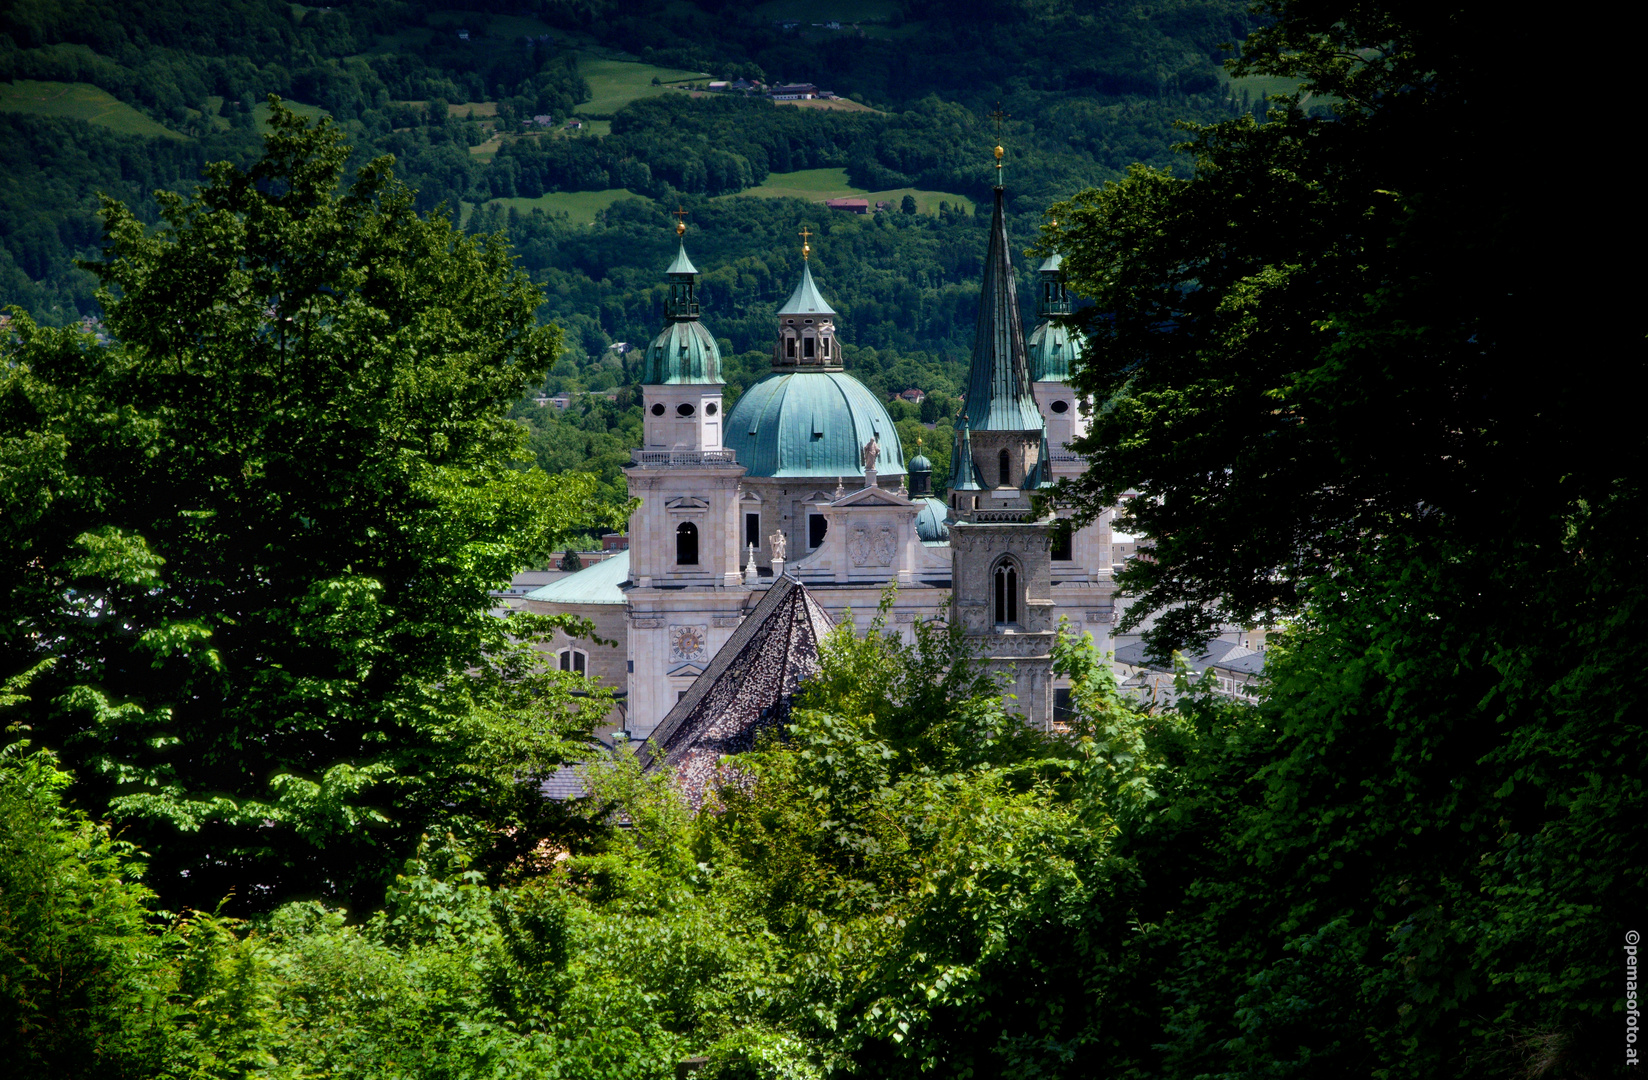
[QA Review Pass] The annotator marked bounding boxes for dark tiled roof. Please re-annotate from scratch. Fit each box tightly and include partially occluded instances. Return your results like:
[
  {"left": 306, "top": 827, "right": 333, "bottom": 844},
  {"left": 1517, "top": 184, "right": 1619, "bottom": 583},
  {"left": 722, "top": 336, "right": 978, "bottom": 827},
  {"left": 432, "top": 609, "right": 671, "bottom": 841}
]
[
  {"left": 638, "top": 575, "right": 833, "bottom": 806},
  {"left": 1114, "top": 637, "right": 1266, "bottom": 676}
]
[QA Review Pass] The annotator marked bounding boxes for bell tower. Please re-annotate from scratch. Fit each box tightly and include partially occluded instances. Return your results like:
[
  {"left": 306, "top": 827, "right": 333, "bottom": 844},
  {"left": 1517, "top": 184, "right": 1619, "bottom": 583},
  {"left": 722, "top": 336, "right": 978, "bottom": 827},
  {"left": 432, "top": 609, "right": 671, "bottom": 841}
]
[
  {"left": 947, "top": 140, "right": 1055, "bottom": 731},
  {"left": 624, "top": 214, "right": 749, "bottom": 736}
]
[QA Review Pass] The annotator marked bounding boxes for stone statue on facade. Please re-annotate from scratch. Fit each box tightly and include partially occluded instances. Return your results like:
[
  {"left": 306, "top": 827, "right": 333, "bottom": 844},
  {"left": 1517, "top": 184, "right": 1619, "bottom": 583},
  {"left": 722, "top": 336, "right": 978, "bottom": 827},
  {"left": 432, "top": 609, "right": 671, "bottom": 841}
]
[
  {"left": 862, "top": 435, "right": 880, "bottom": 471},
  {"left": 769, "top": 529, "right": 787, "bottom": 562}
]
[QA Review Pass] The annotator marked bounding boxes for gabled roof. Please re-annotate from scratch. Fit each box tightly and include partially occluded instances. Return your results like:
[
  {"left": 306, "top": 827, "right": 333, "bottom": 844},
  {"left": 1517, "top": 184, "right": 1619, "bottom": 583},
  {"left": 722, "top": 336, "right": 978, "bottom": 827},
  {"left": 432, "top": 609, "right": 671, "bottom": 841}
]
[
  {"left": 524, "top": 550, "right": 630, "bottom": 604},
  {"left": 777, "top": 261, "right": 836, "bottom": 316},
  {"left": 963, "top": 186, "right": 1045, "bottom": 432},
  {"left": 638, "top": 576, "right": 834, "bottom": 805},
  {"left": 1114, "top": 637, "right": 1266, "bottom": 677}
]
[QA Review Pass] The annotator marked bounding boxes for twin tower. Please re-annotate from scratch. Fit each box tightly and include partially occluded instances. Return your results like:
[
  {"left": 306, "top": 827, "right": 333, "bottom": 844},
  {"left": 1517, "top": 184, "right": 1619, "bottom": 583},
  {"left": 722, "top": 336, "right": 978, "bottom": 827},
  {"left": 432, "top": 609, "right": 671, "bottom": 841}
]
[{"left": 616, "top": 185, "right": 1111, "bottom": 735}]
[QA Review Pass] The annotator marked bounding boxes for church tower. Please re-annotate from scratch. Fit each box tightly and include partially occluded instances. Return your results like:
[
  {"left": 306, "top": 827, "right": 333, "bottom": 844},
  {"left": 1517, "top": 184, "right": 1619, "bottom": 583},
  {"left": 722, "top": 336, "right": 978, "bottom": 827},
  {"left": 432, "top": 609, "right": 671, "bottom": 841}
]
[
  {"left": 948, "top": 147, "right": 1056, "bottom": 730},
  {"left": 623, "top": 216, "right": 748, "bottom": 738}
]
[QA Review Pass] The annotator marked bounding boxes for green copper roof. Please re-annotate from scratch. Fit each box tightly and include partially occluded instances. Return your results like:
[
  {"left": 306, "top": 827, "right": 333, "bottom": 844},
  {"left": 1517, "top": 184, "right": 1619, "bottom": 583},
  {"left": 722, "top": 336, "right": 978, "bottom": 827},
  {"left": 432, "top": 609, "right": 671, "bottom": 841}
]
[
  {"left": 666, "top": 241, "right": 697, "bottom": 276},
  {"left": 1028, "top": 319, "right": 1083, "bottom": 382},
  {"left": 525, "top": 550, "right": 629, "bottom": 605},
  {"left": 908, "top": 453, "right": 932, "bottom": 472},
  {"left": 777, "top": 261, "right": 836, "bottom": 316},
  {"left": 915, "top": 495, "right": 950, "bottom": 541},
  {"left": 725, "top": 371, "right": 904, "bottom": 477},
  {"left": 964, "top": 187, "right": 1045, "bottom": 432},
  {"left": 950, "top": 421, "right": 982, "bottom": 490},
  {"left": 1036, "top": 252, "right": 1063, "bottom": 273},
  {"left": 645, "top": 320, "right": 724, "bottom": 384}
]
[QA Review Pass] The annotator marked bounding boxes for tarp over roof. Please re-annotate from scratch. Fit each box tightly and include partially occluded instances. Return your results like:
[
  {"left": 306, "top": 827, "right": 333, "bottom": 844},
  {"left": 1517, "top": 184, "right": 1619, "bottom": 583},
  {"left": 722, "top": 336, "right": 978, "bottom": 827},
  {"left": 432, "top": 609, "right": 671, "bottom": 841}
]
[
  {"left": 523, "top": 550, "right": 630, "bottom": 605},
  {"left": 638, "top": 575, "right": 833, "bottom": 805}
]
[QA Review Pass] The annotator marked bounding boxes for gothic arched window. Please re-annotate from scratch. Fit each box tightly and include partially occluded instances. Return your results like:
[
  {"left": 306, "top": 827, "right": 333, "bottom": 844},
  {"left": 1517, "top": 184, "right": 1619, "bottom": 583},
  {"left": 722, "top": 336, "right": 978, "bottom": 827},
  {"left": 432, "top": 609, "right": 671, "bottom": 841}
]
[
  {"left": 676, "top": 522, "right": 699, "bottom": 565},
  {"left": 998, "top": 448, "right": 1011, "bottom": 487},
  {"left": 994, "top": 560, "right": 1019, "bottom": 625}
]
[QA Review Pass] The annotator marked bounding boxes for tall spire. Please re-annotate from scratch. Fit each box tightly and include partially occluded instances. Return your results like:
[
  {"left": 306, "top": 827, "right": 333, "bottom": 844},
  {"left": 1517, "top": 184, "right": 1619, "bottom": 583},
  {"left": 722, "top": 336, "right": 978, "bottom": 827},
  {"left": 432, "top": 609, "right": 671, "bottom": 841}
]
[{"left": 963, "top": 185, "right": 1043, "bottom": 431}]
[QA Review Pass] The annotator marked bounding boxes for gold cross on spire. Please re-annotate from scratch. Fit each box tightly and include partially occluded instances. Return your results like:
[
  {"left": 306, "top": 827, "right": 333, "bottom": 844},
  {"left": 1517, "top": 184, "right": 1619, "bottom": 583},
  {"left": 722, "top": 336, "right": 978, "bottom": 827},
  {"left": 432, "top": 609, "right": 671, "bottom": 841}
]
[
  {"left": 989, "top": 103, "right": 1009, "bottom": 170},
  {"left": 672, "top": 206, "right": 689, "bottom": 236},
  {"left": 798, "top": 225, "right": 813, "bottom": 260}
]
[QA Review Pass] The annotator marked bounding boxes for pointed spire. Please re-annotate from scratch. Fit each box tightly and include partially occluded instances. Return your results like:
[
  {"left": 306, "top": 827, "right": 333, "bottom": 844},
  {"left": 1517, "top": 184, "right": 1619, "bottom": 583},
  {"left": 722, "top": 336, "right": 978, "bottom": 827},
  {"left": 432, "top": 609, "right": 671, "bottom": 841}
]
[
  {"left": 952, "top": 418, "right": 982, "bottom": 491},
  {"left": 963, "top": 186, "right": 1043, "bottom": 431},
  {"left": 777, "top": 259, "right": 835, "bottom": 316},
  {"left": 666, "top": 241, "right": 698, "bottom": 277}
]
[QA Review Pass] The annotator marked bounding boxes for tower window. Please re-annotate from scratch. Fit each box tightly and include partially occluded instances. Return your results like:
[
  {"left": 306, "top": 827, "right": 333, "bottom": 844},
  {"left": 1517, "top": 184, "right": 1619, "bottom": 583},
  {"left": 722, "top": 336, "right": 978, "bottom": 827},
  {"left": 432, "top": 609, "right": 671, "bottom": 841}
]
[
  {"left": 998, "top": 448, "right": 1011, "bottom": 487},
  {"left": 994, "top": 561, "right": 1019, "bottom": 625},
  {"left": 558, "top": 648, "right": 587, "bottom": 675},
  {"left": 705, "top": 402, "right": 718, "bottom": 416},
  {"left": 808, "top": 514, "right": 828, "bottom": 549},
  {"left": 677, "top": 402, "right": 696, "bottom": 416},
  {"left": 651, "top": 403, "right": 666, "bottom": 416},
  {"left": 786, "top": 336, "right": 797, "bottom": 358},
  {"left": 745, "top": 512, "right": 761, "bottom": 549},
  {"left": 676, "top": 522, "right": 699, "bottom": 565},
  {"left": 804, "top": 335, "right": 815, "bottom": 358},
  {"left": 822, "top": 338, "right": 830, "bottom": 358},
  {"left": 1050, "top": 399, "right": 1070, "bottom": 413}
]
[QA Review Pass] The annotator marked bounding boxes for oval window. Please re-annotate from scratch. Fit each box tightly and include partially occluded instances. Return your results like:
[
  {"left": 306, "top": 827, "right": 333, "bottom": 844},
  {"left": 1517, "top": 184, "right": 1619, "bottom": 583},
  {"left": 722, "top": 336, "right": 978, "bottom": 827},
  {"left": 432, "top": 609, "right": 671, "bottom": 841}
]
[
  {"left": 677, "top": 403, "right": 696, "bottom": 416},
  {"left": 651, "top": 403, "right": 666, "bottom": 416},
  {"left": 705, "top": 402, "right": 718, "bottom": 416},
  {"left": 1051, "top": 400, "right": 1070, "bottom": 414}
]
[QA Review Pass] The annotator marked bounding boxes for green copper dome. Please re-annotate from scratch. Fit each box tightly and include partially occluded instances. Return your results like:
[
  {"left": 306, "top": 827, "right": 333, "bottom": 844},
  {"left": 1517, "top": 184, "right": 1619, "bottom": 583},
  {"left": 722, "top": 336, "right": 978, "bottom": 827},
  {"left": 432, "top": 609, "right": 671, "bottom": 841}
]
[
  {"left": 908, "top": 452, "right": 932, "bottom": 473},
  {"left": 645, "top": 319, "right": 723, "bottom": 384},
  {"left": 1027, "top": 319, "right": 1083, "bottom": 382},
  {"left": 915, "top": 496, "right": 950, "bottom": 541},
  {"left": 725, "top": 371, "right": 905, "bottom": 477}
]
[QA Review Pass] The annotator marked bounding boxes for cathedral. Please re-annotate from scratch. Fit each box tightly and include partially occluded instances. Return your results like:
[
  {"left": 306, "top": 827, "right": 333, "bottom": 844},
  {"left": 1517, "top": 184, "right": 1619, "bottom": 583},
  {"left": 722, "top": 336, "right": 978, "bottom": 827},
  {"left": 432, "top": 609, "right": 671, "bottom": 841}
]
[{"left": 524, "top": 174, "right": 1116, "bottom": 741}]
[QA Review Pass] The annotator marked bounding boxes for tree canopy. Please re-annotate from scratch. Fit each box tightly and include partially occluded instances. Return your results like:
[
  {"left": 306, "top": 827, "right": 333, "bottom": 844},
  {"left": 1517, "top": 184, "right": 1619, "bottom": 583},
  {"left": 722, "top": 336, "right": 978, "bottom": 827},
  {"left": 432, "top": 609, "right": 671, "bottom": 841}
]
[{"left": 0, "top": 105, "right": 624, "bottom": 912}]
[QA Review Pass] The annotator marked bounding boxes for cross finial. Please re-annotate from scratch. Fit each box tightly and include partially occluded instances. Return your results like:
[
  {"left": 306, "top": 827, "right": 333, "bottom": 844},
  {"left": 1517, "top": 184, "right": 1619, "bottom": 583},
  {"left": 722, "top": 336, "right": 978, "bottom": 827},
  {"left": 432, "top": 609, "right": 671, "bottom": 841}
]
[
  {"left": 989, "top": 104, "right": 1009, "bottom": 171},
  {"left": 798, "top": 225, "right": 813, "bottom": 260},
  {"left": 672, "top": 206, "right": 689, "bottom": 236}
]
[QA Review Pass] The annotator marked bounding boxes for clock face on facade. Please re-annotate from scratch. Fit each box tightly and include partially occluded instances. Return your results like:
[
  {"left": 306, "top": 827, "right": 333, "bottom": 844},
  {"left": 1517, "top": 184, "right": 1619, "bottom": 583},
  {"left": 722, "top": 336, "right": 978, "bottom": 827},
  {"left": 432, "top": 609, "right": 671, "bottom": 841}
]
[{"left": 669, "top": 624, "right": 708, "bottom": 663}]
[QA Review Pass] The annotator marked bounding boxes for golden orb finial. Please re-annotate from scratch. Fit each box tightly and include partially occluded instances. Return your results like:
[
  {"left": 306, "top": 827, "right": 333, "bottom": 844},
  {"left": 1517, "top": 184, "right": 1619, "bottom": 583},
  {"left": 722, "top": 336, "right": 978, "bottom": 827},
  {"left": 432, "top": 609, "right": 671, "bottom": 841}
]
[
  {"left": 672, "top": 205, "right": 688, "bottom": 236},
  {"left": 799, "top": 225, "right": 813, "bottom": 260}
]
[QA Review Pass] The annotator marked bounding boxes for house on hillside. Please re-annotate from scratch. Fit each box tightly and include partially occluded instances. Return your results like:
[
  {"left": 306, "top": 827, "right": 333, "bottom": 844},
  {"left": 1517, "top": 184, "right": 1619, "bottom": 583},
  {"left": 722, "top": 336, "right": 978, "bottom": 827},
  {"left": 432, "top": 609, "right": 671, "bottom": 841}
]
[
  {"left": 897, "top": 388, "right": 927, "bottom": 404},
  {"left": 824, "top": 197, "right": 869, "bottom": 214},
  {"left": 770, "top": 83, "right": 818, "bottom": 100}
]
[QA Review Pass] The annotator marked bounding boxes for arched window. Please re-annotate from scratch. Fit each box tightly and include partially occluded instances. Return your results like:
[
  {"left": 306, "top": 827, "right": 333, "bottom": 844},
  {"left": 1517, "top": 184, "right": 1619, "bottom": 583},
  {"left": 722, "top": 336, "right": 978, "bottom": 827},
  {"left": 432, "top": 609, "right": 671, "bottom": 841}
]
[
  {"left": 998, "top": 448, "right": 1011, "bottom": 487},
  {"left": 676, "top": 521, "right": 699, "bottom": 565},
  {"left": 557, "top": 648, "right": 587, "bottom": 675},
  {"left": 994, "top": 560, "right": 1019, "bottom": 625}
]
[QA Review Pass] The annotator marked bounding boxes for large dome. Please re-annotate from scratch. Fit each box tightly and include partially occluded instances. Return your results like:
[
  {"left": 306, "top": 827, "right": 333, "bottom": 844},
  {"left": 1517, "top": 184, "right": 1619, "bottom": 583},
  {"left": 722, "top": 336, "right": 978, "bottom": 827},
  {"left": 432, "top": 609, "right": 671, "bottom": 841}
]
[{"left": 726, "top": 371, "right": 905, "bottom": 478}]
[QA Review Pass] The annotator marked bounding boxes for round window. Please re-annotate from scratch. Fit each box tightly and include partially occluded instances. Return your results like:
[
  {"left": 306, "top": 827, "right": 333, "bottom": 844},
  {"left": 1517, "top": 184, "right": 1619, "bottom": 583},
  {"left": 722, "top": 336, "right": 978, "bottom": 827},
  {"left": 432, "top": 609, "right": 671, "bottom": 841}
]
[
  {"left": 1051, "top": 400, "right": 1070, "bottom": 414},
  {"left": 677, "top": 403, "right": 696, "bottom": 416},
  {"left": 651, "top": 403, "right": 665, "bottom": 416},
  {"left": 705, "top": 402, "right": 718, "bottom": 416}
]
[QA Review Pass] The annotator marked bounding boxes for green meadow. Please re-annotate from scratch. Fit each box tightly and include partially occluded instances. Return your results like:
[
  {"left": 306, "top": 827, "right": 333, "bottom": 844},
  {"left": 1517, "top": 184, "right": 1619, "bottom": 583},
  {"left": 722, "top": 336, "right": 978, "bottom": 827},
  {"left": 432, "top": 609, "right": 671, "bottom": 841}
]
[
  {"left": 484, "top": 189, "right": 640, "bottom": 226},
  {"left": 576, "top": 55, "right": 711, "bottom": 116},
  {"left": 726, "top": 168, "right": 974, "bottom": 216},
  {"left": 0, "top": 81, "right": 184, "bottom": 139}
]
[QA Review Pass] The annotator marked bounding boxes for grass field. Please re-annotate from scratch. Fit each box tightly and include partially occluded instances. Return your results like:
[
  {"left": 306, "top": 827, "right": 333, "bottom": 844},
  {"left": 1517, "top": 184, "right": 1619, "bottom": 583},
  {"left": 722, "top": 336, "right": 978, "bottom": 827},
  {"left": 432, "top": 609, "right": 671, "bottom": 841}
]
[
  {"left": 485, "top": 190, "right": 639, "bottom": 226},
  {"left": 774, "top": 97, "right": 880, "bottom": 114},
  {"left": 576, "top": 54, "right": 711, "bottom": 116},
  {"left": 724, "top": 167, "right": 973, "bottom": 216},
  {"left": 253, "top": 99, "right": 327, "bottom": 134},
  {"left": 0, "top": 80, "right": 185, "bottom": 139}
]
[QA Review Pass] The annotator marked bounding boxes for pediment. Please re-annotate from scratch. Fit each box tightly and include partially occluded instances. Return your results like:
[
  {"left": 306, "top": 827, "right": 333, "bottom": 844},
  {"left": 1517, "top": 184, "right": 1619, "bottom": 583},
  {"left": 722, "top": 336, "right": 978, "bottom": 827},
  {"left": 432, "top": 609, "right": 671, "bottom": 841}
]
[
  {"left": 666, "top": 496, "right": 712, "bottom": 511},
  {"left": 667, "top": 662, "right": 708, "bottom": 677},
  {"left": 835, "top": 486, "right": 911, "bottom": 508}
]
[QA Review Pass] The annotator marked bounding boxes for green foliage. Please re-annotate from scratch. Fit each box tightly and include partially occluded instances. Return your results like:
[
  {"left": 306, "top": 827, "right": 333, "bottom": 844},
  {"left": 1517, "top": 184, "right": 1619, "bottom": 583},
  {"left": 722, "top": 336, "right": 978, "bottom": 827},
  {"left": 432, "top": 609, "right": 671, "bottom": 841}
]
[
  {"left": 1039, "top": 0, "right": 1643, "bottom": 1074},
  {"left": 0, "top": 104, "right": 624, "bottom": 912}
]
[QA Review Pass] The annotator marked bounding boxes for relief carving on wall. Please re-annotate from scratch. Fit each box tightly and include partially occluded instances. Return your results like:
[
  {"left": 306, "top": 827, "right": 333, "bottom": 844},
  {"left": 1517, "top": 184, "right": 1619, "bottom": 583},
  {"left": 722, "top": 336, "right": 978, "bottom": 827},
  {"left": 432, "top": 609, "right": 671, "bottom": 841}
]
[
  {"left": 669, "top": 624, "right": 709, "bottom": 663},
  {"left": 848, "top": 523, "right": 897, "bottom": 567}
]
